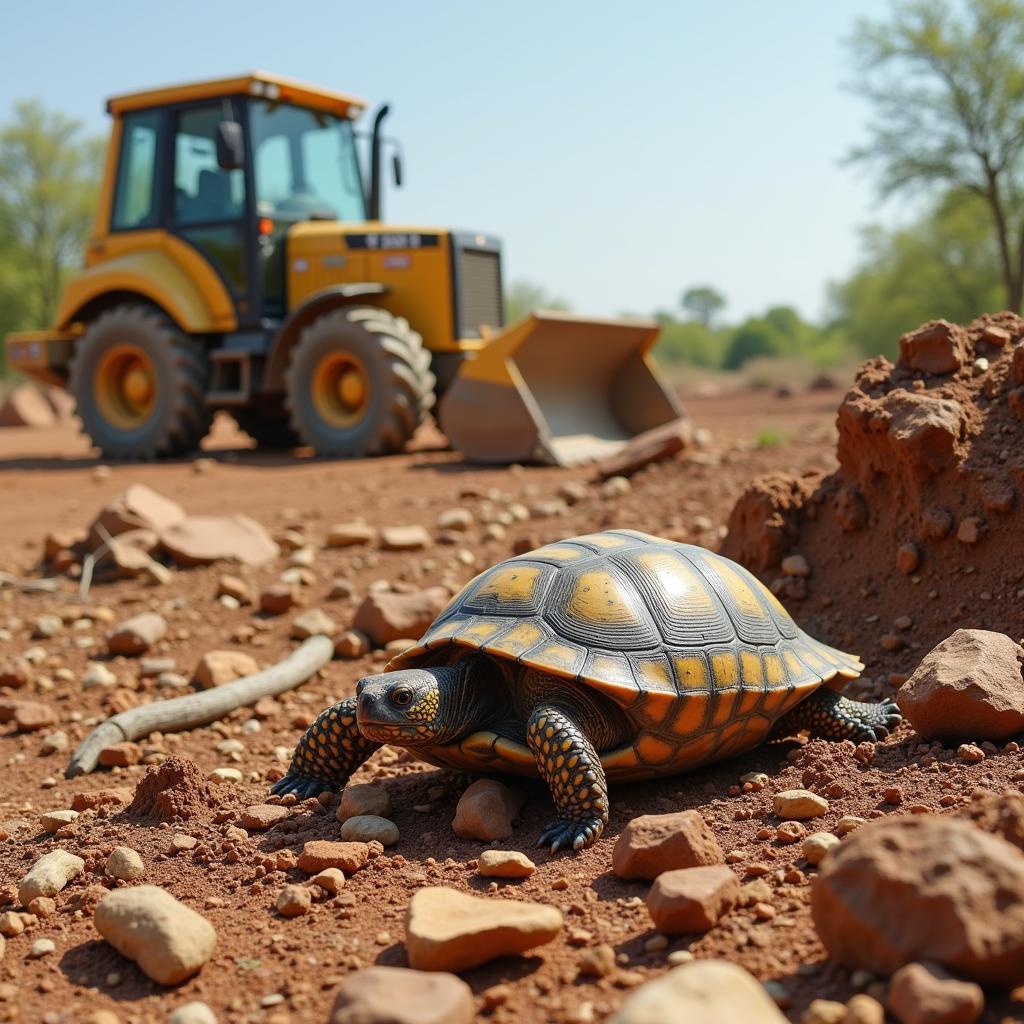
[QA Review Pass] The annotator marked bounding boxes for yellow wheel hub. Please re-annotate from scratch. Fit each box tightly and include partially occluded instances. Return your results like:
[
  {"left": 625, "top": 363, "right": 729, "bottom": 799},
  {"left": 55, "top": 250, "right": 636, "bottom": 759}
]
[
  {"left": 94, "top": 345, "right": 157, "bottom": 431},
  {"left": 312, "top": 352, "right": 370, "bottom": 429}
]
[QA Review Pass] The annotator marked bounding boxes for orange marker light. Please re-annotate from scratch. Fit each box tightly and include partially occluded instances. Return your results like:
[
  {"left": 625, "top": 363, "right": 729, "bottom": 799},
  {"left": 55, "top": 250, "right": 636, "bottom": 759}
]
[{"left": 259, "top": 218, "right": 274, "bottom": 236}]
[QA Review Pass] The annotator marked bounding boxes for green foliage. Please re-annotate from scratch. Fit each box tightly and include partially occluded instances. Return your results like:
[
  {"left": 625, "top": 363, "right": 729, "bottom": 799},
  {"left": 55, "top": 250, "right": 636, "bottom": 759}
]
[
  {"left": 680, "top": 285, "right": 725, "bottom": 327},
  {"left": 828, "top": 190, "right": 1004, "bottom": 358},
  {"left": 755, "top": 426, "right": 789, "bottom": 448},
  {"left": 847, "top": 0, "right": 1024, "bottom": 309},
  {"left": 653, "top": 320, "right": 723, "bottom": 368},
  {"left": 503, "top": 279, "right": 570, "bottom": 324}
]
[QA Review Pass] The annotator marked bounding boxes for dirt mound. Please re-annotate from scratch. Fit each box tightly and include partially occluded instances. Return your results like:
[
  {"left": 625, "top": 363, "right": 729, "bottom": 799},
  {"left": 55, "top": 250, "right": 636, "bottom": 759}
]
[
  {"left": 723, "top": 312, "right": 1024, "bottom": 685},
  {"left": 127, "top": 755, "right": 219, "bottom": 822}
]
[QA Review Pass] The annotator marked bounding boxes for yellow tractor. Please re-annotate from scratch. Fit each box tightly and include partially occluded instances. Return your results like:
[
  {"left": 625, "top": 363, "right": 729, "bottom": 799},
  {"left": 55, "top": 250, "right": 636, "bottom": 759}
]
[{"left": 5, "top": 72, "right": 684, "bottom": 464}]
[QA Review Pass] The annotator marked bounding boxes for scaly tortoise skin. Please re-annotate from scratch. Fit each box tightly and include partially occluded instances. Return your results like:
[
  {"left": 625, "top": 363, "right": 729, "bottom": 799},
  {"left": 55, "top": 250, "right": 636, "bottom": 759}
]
[{"left": 273, "top": 530, "right": 901, "bottom": 851}]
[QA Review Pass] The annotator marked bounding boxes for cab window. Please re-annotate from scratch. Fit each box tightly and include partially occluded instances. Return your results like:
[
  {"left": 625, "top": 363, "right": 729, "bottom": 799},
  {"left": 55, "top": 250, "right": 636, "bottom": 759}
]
[
  {"left": 111, "top": 110, "right": 160, "bottom": 231},
  {"left": 173, "top": 105, "right": 246, "bottom": 225}
]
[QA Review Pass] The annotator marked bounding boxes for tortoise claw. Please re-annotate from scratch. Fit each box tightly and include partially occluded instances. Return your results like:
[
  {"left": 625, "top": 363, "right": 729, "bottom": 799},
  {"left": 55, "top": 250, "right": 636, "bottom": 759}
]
[
  {"left": 270, "top": 771, "right": 334, "bottom": 800},
  {"left": 538, "top": 816, "right": 605, "bottom": 854}
]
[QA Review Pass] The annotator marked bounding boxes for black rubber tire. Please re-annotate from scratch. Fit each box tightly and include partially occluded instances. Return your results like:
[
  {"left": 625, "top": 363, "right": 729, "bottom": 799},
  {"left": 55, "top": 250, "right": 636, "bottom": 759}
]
[
  {"left": 68, "top": 304, "right": 211, "bottom": 459},
  {"left": 232, "top": 406, "right": 300, "bottom": 449},
  {"left": 284, "top": 305, "right": 435, "bottom": 458}
]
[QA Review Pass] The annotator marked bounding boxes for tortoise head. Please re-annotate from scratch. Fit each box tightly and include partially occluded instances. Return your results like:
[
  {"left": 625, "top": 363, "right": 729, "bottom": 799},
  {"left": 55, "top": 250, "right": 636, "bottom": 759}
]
[{"left": 356, "top": 663, "right": 474, "bottom": 745}]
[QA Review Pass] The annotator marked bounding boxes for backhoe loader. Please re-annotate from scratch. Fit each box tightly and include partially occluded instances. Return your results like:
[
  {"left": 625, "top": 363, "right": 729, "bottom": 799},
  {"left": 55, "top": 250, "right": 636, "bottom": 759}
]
[{"left": 5, "top": 72, "right": 685, "bottom": 465}]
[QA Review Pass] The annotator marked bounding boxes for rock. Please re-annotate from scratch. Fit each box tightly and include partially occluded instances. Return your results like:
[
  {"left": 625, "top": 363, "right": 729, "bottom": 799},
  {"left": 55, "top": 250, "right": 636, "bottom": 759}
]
[
  {"left": 90, "top": 484, "right": 185, "bottom": 547},
  {"left": 40, "top": 809, "right": 79, "bottom": 834},
  {"left": 0, "top": 383, "right": 55, "bottom": 427},
  {"left": 10, "top": 700, "right": 57, "bottom": 731},
  {"left": 326, "top": 521, "right": 377, "bottom": 548},
  {"left": 216, "top": 575, "right": 251, "bottom": 604},
  {"left": 207, "top": 767, "right": 242, "bottom": 785},
  {"left": 405, "top": 886, "right": 562, "bottom": 972},
  {"left": 337, "top": 783, "right": 391, "bottom": 823},
  {"left": 957, "top": 517, "right": 982, "bottom": 544},
  {"left": 352, "top": 587, "right": 448, "bottom": 647},
  {"left": 311, "top": 868, "right": 345, "bottom": 894},
  {"left": 107, "top": 612, "right": 167, "bottom": 656},
  {"left": 612, "top": 810, "right": 724, "bottom": 880},
  {"left": 773, "top": 789, "right": 829, "bottom": 820},
  {"left": 802, "top": 832, "right": 840, "bottom": 865},
  {"left": 82, "top": 662, "right": 117, "bottom": 689},
  {"left": 811, "top": 816, "right": 1024, "bottom": 985},
  {"left": 888, "top": 962, "right": 984, "bottom": 1024},
  {"left": 192, "top": 650, "right": 259, "bottom": 689},
  {"left": 646, "top": 865, "right": 740, "bottom": 934},
  {"left": 106, "top": 847, "right": 145, "bottom": 881},
  {"left": 802, "top": 1001, "right": 846, "bottom": 1024},
  {"left": 167, "top": 1002, "right": 218, "bottom": 1024},
  {"left": 298, "top": 840, "right": 369, "bottom": 874},
  {"left": 33, "top": 613, "right": 63, "bottom": 639},
  {"left": 260, "top": 582, "right": 298, "bottom": 615},
  {"left": 781, "top": 554, "right": 810, "bottom": 577},
  {"left": 240, "top": 804, "right": 290, "bottom": 831},
  {"left": 18, "top": 849, "right": 85, "bottom": 905},
  {"left": 73, "top": 787, "right": 131, "bottom": 811},
  {"left": 335, "top": 629, "right": 371, "bottom": 659},
  {"left": 609, "top": 959, "right": 788, "bottom": 1024},
  {"left": 290, "top": 608, "right": 337, "bottom": 640},
  {"left": 437, "top": 508, "right": 474, "bottom": 531},
  {"left": 276, "top": 884, "right": 311, "bottom": 918},
  {"left": 898, "top": 320, "right": 971, "bottom": 375},
  {"left": 328, "top": 965, "right": 474, "bottom": 1024},
  {"left": 380, "top": 525, "right": 431, "bottom": 551},
  {"left": 29, "top": 938, "right": 55, "bottom": 958},
  {"left": 578, "top": 943, "right": 616, "bottom": 978},
  {"left": 478, "top": 850, "right": 536, "bottom": 878},
  {"left": 159, "top": 514, "right": 278, "bottom": 567},
  {"left": 452, "top": 779, "right": 524, "bottom": 841},
  {"left": 0, "top": 658, "right": 31, "bottom": 689},
  {"left": 897, "top": 629, "right": 1024, "bottom": 741},
  {"left": 339, "top": 814, "right": 399, "bottom": 846},
  {"left": 99, "top": 742, "right": 143, "bottom": 767},
  {"left": 94, "top": 886, "right": 216, "bottom": 985},
  {"left": 593, "top": 419, "right": 692, "bottom": 480},
  {"left": 846, "top": 995, "right": 885, "bottom": 1024},
  {"left": 39, "top": 730, "right": 68, "bottom": 755},
  {"left": 885, "top": 393, "right": 964, "bottom": 476},
  {"left": 897, "top": 543, "right": 921, "bottom": 575}
]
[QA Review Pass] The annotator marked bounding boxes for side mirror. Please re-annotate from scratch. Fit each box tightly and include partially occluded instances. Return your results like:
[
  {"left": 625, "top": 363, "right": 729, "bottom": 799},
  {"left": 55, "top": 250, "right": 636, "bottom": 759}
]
[
  {"left": 216, "top": 120, "right": 245, "bottom": 171},
  {"left": 392, "top": 153, "right": 403, "bottom": 188}
]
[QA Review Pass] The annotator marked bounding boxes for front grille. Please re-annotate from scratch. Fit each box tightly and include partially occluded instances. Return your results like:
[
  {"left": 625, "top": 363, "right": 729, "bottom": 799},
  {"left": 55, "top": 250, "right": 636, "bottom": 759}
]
[{"left": 452, "top": 242, "right": 503, "bottom": 339}]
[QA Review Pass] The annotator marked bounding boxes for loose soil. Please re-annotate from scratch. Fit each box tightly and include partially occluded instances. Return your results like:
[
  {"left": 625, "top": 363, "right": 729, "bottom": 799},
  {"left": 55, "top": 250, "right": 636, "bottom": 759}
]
[{"left": 0, "top": 383, "right": 1022, "bottom": 1023}]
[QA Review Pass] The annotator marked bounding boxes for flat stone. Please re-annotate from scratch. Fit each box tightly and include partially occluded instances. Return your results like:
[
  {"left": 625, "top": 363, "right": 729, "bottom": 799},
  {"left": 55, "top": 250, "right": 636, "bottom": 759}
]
[
  {"left": 72, "top": 787, "right": 131, "bottom": 811},
  {"left": 167, "top": 1003, "right": 218, "bottom": 1024},
  {"left": 811, "top": 816, "right": 1024, "bottom": 986},
  {"left": 774, "top": 789, "right": 829, "bottom": 820},
  {"left": 240, "top": 804, "right": 290, "bottom": 830},
  {"left": 105, "top": 846, "right": 145, "bottom": 881},
  {"left": 380, "top": 525, "right": 431, "bottom": 551},
  {"left": 107, "top": 612, "right": 167, "bottom": 656},
  {"left": 646, "top": 865, "right": 740, "bottom": 933},
  {"left": 352, "top": 587, "right": 448, "bottom": 647},
  {"left": 405, "top": 886, "right": 562, "bottom": 972},
  {"left": 298, "top": 840, "right": 369, "bottom": 874},
  {"left": 0, "top": 658, "right": 31, "bottom": 688},
  {"left": 18, "top": 849, "right": 85, "bottom": 905},
  {"left": 290, "top": 608, "right": 337, "bottom": 640},
  {"left": 452, "top": 779, "right": 524, "bottom": 842},
  {"left": 94, "top": 886, "right": 216, "bottom": 986},
  {"left": 207, "top": 767, "right": 242, "bottom": 785},
  {"left": 81, "top": 662, "right": 117, "bottom": 689},
  {"left": 11, "top": 701, "right": 57, "bottom": 732},
  {"left": 311, "top": 868, "right": 345, "bottom": 894},
  {"left": 99, "top": 742, "right": 143, "bottom": 767},
  {"left": 477, "top": 850, "right": 536, "bottom": 878},
  {"left": 803, "top": 832, "right": 840, "bottom": 865},
  {"left": 888, "top": 961, "right": 984, "bottom": 1024},
  {"left": 159, "top": 514, "right": 278, "bottom": 567},
  {"left": 326, "top": 521, "right": 378, "bottom": 548},
  {"left": 337, "top": 783, "right": 391, "bottom": 823},
  {"left": 192, "top": 650, "right": 259, "bottom": 689},
  {"left": 328, "top": 965, "right": 474, "bottom": 1024},
  {"left": 276, "top": 884, "right": 311, "bottom": 918},
  {"left": 612, "top": 810, "right": 724, "bottom": 880},
  {"left": 897, "top": 629, "right": 1024, "bottom": 741},
  {"left": 40, "top": 809, "right": 79, "bottom": 834},
  {"left": 609, "top": 959, "right": 788, "bottom": 1024},
  {"left": 781, "top": 554, "right": 810, "bottom": 577},
  {"left": 898, "top": 320, "right": 971, "bottom": 375},
  {"left": 335, "top": 629, "right": 371, "bottom": 659},
  {"left": 339, "top": 814, "right": 399, "bottom": 846},
  {"left": 259, "top": 583, "right": 298, "bottom": 615}
]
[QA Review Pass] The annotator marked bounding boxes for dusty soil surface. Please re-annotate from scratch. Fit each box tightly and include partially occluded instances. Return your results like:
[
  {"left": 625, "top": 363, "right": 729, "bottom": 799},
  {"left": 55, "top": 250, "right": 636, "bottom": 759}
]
[{"left": 0, "top": 384, "right": 1022, "bottom": 1023}]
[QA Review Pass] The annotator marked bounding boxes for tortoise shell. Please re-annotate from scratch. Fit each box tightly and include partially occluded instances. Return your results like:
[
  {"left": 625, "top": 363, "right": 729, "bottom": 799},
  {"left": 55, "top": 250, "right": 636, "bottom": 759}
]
[{"left": 389, "top": 529, "right": 862, "bottom": 782}]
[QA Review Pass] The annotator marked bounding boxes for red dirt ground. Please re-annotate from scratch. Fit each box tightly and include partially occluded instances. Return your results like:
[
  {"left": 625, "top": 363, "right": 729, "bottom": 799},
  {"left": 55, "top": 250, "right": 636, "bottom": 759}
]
[{"left": 0, "top": 385, "right": 1021, "bottom": 1023}]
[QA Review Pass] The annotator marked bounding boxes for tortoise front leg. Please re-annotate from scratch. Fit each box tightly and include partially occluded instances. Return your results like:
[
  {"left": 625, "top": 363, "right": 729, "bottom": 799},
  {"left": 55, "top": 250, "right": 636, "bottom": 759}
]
[
  {"left": 527, "top": 704, "right": 609, "bottom": 853},
  {"left": 775, "top": 688, "right": 902, "bottom": 743},
  {"left": 271, "top": 696, "right": 381, "bottom": 799}
]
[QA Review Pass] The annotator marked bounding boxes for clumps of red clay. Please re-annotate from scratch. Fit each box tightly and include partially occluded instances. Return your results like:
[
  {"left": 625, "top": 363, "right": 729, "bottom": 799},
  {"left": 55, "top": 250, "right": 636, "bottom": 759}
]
[
  {"left": 127, "top": 754, "right": 219, "bottom": 821},
  {"left": 723, "top": 312, "right": 1024, "bottom": 674}
]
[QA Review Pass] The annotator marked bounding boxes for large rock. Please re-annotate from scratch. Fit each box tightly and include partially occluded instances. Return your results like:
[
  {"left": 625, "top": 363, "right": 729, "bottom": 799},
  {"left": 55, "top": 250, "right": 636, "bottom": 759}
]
[
  {"left": 405, "top": 887, "right": 562, "bottom": 972},
  {"left": 90, "top": 484, "right": 186, "bottom": 547},
  {"left": 612, "top": 810, "right": 724, "bottom": 880},
  {"left": 192, "top": 650, "right": 259, "bottom": 689},
  {"left": 885, "top": 393, "right": 964, "bottom": 476},
  {"left": 94, "top": 886, "right": 215, "bottom": 985},
  {"left": 328, "top": 966, "right": 474, "bottom": 1024},
  {"left": 609, "top": 959, "right": 788, "bottom": 1024},
  {"left": 810, "top": 816, "right": 1024, "bottom": 985},
  {"left": 897, "top": 629, "right": 1024, "bottom": 741},
  {"left": 897, "top": 320, "right": 971, "bottom": 375},
  {"left": 107, "top": 612, "right": 167, "bottom": 656},
  {"left": 888, "top": 962, "right": 984, "bottom": 1024},
  {"left": 0, "top": 384, "right": 55, "bottom": 428},
  {"left": 646, "top": 865, "right": 740, "bottom": 934},
  {"left": 451, "top": 779, "right": 524, "bottom": 841},
  {"left": 159, "top": 514, "right": 278, "bottom": 567},
  {"left": 18, "top": 849, "right": 84, "bottom": 905},
  {"left": 297, "top": 840, "right": 369, "bottom": 874},
  {"left": 352, "top": 587, "right": 448, "bottom": 647}
]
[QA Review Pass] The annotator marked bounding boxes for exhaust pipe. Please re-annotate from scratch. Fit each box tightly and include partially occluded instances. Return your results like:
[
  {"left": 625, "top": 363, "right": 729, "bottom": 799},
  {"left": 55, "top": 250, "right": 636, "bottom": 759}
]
[{"left": 367, "top": 104, "right": 390, "bottom": 221}]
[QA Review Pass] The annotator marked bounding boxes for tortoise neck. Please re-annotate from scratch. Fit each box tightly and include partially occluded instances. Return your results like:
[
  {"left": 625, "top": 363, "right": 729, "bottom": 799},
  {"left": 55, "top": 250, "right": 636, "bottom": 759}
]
[{"left": 435, "top": 656, "right": 507, "bottom": 742}]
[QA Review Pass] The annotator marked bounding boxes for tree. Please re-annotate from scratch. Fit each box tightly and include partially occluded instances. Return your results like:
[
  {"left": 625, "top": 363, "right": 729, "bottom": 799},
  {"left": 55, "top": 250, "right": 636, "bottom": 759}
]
[
  {"left": 680, "top": 285, "right": 726, "bottom": 328},
  {"left": 654, "top": 320, "right": 723, "bottom": 368},
  {"left": 503, "top": 280, "right": 570, "bottom": 324},
  {"left": 828, "top": 189, "right": 1003, "bottom": 357},
  {"left": 0, "top": 100, "right": 103, "bottom": 330},
  {"left": 848, "top": 0, "right": 1024, "bottom": 310}
]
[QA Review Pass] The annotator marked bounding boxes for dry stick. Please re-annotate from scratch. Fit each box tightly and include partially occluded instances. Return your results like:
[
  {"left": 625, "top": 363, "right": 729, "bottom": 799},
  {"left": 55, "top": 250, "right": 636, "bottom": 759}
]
[{"left": 66, "top": 634, "right": 334, "bottom": 778}]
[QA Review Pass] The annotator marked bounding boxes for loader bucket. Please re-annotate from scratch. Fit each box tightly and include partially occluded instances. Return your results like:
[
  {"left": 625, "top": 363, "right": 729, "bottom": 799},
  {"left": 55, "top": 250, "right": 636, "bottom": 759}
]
[{"left": 439, "top": 311, "right": 686, "bottom": 466}]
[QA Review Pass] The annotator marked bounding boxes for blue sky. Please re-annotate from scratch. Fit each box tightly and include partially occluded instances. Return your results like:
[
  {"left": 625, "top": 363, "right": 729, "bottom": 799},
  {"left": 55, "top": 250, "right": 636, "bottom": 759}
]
[{"left": 5, "top": 0, "right": 898, "bottom": 323}]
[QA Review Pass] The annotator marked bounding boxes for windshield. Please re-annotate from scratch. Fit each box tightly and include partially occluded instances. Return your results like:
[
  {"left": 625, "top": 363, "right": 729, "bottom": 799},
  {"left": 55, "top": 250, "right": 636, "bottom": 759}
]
[{"left": 250, "top": 100, "right": 365, "bottom": 222}]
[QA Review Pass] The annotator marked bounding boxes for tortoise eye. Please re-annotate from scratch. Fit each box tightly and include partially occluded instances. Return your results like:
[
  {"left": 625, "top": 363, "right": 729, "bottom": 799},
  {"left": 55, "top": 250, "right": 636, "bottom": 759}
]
[{"left": 391, "top": 687, "right": 413, "bottom": 708}]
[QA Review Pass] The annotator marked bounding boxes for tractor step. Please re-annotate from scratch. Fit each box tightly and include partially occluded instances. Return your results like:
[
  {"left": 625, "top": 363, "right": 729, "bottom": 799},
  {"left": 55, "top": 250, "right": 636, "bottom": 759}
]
[{"left": 207, "top": 349, "right": 252, "bottom": 406}]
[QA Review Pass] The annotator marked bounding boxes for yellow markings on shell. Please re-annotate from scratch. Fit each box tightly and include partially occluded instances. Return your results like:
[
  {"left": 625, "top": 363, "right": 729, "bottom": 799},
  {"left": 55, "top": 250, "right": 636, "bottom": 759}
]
[
  {"left": 783, "top": 650, "right": 807, "bottom": 681},
  {"left": 568, "top": 570, "right": 639, "bottom": 627},
  {"left": 799, "top": 645, "right": 826, "bottom": 671},
  {"left": 576, "top": 532, "right": 633, "bottom": 549},
  {"left": 637, "top": 657, "right": 675, "bottom": 694},
  {"left": 710, "top": 651, "right": 740, "bottom": 687},
  {"left": 422, "top": 616, "right": 466, "bottom": 646},
  {"left": 530, "top": 545, "right": 583, "bottom": 562},
  {"left": 636, "top": 551, "right": 717, "bottom": 613},
  {"left": 635, "top": 732, "right": 676, "bottom": 765},
  {"left": 673, "top": 655, "right": 709, "bottom": 691},
  {"left": 487, "top": 621, "right": 545, "bottom": 657},
  {"left": 588, "top": 653, "right": 635, "bottom": 689},
  {"left": 763, "top": 653, "right": 785, "bottom": 686},
  {"left": 456, "top": 620, "right": 503, "bottom": 647},
  {"left": 530, "top": 642, "right": 586, "bottom": 676},
  {"left": 740, "top": 650, "right": 763, "bottom": 686},
  {"left": 712, "top": 560, "right": 769, "bottom": 620},
  {"left": 473, "top": 565, "right": 542, "bottom": 605}
]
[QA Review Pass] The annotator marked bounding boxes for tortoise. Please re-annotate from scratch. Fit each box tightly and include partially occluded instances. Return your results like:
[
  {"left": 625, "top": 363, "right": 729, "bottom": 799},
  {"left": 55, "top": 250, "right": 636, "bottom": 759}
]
[{"left": 273, "top": 529, "right": 900, "bottom": 851}]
